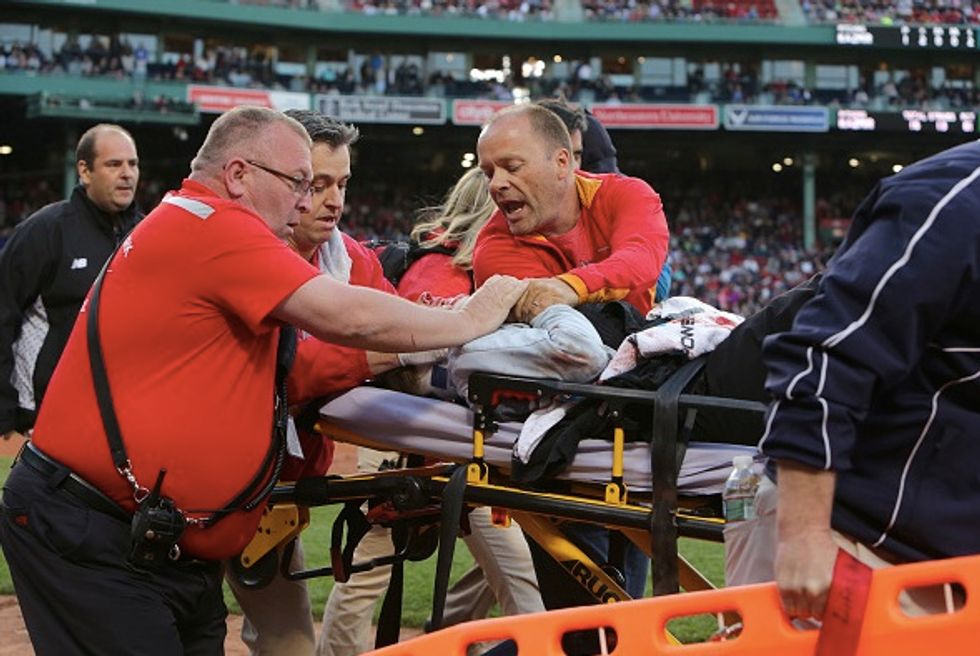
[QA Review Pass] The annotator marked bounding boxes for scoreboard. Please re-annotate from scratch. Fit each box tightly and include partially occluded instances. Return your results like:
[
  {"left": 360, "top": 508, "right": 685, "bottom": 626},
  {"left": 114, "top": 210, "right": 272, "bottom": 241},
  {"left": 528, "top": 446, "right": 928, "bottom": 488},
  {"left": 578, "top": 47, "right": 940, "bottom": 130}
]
[
  {"left": 837, "top": 109, "right": 977, "bottom": 133},
  {"left": 836, "top": 24, "right": 978, "bottom": 50}
]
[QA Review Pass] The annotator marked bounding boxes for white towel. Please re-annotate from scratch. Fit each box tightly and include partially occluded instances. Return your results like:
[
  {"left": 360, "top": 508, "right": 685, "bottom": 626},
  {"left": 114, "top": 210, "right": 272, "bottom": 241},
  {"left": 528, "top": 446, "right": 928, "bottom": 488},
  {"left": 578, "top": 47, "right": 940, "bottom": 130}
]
[{"left": 600, "top": 297, "right": 743, "bottom": 381}]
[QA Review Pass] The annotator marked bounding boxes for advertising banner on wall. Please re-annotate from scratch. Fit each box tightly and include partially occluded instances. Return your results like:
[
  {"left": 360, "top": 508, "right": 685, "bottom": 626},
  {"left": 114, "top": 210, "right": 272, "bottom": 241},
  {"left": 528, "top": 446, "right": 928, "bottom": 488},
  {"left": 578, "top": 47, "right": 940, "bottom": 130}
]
[
  {"left": 724, "top": 105, "right": 830, "bottom": 132},
  {"left": 315, "top": 95, "right": 446, "bottom": 124},
  {"left": 187, "top": 85, "right": 309, "bottom": 113},
  {"left": 590, "top": 104, "right": 718, "bottom": 129},
  {"left": 451, "top": 99, "right": 513, "bottom": 126}
]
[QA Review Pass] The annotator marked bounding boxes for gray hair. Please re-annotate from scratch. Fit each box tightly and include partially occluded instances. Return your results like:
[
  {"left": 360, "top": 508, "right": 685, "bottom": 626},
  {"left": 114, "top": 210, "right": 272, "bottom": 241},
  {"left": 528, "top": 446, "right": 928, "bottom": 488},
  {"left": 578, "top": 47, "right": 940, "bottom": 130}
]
[{"left": 190, "top": 106, "right": 310, "bottom": 174}]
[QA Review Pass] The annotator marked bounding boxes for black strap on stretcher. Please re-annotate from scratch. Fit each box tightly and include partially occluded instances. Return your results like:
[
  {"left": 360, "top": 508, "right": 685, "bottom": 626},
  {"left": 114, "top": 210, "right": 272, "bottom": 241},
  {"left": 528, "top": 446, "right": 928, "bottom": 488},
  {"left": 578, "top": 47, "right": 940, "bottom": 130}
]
[
  {"left": 374, "top": 521, "right": 410, "bottom": 648},
  {"left": 649, "top": 357, "right": 705, "bottom": 595},
  {"left": 428, "top": 465, "right": 470, "bottom": 631},
  {"left": 467, "top": 355, "right": 718, "bottom": 598}
]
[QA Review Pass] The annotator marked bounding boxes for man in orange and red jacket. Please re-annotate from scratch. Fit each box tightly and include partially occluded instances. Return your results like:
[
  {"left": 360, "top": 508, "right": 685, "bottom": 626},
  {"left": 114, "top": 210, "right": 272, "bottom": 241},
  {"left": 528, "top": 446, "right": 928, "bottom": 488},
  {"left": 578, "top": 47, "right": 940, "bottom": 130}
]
[{"left": 473, "top": 103, "right": 670, "bottom": 325}]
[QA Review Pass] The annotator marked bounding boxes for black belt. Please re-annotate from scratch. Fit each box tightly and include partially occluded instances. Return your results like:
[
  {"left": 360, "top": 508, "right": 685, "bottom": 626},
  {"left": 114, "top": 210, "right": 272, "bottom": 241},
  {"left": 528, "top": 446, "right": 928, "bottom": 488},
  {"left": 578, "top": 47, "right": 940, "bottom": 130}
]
[{"left": 17, "top": 442, "right": 131, "bottom": 523}]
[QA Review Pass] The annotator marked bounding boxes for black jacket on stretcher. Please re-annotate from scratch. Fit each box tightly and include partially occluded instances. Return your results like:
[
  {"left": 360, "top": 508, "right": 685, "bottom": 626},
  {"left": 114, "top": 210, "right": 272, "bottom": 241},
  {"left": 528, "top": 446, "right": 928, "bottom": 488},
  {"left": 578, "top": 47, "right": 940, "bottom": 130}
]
[
  {"left": 0, "top": 186, "right": 140, "bottom": 434},
  {"left": 760, "top": 140, "right": 980, "bottom": 562}
]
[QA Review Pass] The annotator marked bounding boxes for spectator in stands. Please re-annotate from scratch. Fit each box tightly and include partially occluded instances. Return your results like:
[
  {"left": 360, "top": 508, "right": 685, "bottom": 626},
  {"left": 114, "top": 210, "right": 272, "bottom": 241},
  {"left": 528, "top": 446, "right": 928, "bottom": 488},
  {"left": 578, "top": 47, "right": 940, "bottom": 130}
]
[
  {"left": 0, "top": 123, "right": 141, "bottom": 443},
  {"left": 669, "top": 194, "right": 831, "bottom": 317}
]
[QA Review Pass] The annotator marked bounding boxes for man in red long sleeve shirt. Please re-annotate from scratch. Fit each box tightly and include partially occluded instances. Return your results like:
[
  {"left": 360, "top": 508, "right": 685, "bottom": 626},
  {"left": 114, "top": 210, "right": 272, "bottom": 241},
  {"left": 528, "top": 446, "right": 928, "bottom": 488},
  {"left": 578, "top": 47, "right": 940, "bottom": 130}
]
[
  {"left": 473, "top": 104, "right": 670, "bottom": 324},
  {"left": 472, "top": 103, "right": 671, "bottom": 614}
]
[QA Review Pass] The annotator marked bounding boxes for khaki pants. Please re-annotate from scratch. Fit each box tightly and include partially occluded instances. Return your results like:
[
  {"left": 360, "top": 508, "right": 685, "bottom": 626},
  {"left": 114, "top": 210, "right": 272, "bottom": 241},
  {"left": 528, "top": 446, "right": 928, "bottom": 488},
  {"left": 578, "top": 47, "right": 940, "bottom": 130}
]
[
  {"left": 227, "top": 539, "right": 316, "bottom": 656},
  {"left": 318, "top": 447, "right": 543, "bottom": 656},
  {"left": 723, "top": 473, "right": 778, "bottom": 587}
]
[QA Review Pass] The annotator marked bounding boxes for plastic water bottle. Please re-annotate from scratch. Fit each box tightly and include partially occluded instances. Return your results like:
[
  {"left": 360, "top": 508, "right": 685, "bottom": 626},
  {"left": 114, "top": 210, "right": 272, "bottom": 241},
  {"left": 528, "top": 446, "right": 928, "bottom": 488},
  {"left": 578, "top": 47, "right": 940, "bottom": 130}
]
[{"left": 723, "top": 455, "right": 759, "bottom": 522}]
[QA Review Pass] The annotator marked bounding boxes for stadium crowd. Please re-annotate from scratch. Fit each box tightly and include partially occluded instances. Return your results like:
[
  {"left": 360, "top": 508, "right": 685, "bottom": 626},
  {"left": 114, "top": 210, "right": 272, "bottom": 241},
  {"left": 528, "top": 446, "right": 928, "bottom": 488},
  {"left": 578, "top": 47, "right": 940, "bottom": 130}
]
[
  {"left": 669, "top": 194, "right": 835, "bottom": 317},
  {"left": 3, "top": 32, "right": 978, "bottom": 112},
  {"left": 230, "top": 0, "right": 980, "bottom": 24},
  {"left": 803, "top": 0, "right": 980, "bottom": 25}
]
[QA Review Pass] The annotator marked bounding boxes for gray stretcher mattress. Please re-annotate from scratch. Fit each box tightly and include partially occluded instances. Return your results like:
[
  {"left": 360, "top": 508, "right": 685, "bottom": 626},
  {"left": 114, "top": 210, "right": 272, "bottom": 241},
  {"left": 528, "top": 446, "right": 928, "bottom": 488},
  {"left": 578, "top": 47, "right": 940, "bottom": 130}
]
[{"left": 319, "top": 387, "right": 757, "bottom": 496}]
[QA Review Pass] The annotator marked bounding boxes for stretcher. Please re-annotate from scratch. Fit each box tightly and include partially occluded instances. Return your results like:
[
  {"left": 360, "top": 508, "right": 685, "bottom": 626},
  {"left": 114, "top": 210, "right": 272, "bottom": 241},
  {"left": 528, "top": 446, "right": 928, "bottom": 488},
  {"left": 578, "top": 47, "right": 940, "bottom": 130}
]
[
  {"left": 363, "top": 552, "right": 980, "bottom": 655},
  {"left": 232, "top": 359, "right": 768, "bottom": 646}
]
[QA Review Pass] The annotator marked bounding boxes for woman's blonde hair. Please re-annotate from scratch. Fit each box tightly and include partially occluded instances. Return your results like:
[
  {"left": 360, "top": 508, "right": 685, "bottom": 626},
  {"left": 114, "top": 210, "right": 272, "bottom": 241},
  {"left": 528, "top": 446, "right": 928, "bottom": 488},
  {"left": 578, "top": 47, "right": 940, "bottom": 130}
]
[{"left": 410, "top": 168, "right": 497, "bottom": 271}]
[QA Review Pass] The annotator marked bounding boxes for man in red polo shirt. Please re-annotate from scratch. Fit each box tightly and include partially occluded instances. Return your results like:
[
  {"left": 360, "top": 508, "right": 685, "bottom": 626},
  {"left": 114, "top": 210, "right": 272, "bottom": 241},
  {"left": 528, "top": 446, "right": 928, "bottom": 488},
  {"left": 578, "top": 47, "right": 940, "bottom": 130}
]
[
  {"left": 230, "top": 108, "right": 442, "bottom": 656},
  {"left": 0, "top": 106, "right": 525, "bottom": 656}
]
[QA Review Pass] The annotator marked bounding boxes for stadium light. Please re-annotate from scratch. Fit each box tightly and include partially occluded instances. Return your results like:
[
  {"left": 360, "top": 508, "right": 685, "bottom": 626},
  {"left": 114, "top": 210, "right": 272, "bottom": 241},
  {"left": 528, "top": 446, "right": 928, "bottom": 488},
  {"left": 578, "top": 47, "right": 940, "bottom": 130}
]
[
  {"left": 783, "top": 157, "right": 794, "bottom": 166},
  {"left": 892, "top": 164, "right": 904, "bottom": 173},
  {"left": 463, "top": 152, "right": 475, "bottom": 162},
  {"left": 772, "top": 163, "right": 783, "bottom": 172},
  {"left": 0, "top": 145, "right": 12, "bottom": 156},
  {"left": 412, "top": 127, "right": 424, "bottom": 136},
  {"left": 848, "top": 158, "right": 860, "bottom": 168},
  {"left": 461, "top": 159, "right": 473, "bottom": 169},
  {"left": 553, "top": 55, "right": 562, "bottom": 63}
]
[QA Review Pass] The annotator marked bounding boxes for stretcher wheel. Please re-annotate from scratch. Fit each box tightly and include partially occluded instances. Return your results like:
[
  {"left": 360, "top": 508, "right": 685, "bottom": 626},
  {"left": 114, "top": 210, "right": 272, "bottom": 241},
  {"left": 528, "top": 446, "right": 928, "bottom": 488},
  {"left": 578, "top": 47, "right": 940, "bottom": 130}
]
[{"left": 228, "top": 549, "right": 279, "bottom": 590}]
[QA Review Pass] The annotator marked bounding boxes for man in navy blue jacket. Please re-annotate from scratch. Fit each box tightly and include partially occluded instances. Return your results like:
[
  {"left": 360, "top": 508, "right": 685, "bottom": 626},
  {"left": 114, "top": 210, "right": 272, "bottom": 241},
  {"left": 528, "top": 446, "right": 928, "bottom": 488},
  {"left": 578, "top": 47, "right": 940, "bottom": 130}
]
[{"left": 760, "top": 139, "right": 980, "bottom": 620}]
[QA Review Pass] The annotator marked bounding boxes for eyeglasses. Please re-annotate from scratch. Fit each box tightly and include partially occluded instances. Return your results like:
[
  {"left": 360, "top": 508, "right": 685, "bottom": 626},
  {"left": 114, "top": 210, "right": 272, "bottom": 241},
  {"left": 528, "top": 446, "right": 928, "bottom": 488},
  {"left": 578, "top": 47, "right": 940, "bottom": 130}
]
[{"left": 244, "top": 159, "right": 312, "bottom": 196}]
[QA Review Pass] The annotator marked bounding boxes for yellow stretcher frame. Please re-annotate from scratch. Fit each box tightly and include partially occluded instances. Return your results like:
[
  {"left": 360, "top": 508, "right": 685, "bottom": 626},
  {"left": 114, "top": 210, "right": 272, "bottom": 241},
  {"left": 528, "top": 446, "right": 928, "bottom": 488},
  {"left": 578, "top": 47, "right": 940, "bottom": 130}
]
[{"left": 233, "top": 363, "right": 765, "bottom": 646}]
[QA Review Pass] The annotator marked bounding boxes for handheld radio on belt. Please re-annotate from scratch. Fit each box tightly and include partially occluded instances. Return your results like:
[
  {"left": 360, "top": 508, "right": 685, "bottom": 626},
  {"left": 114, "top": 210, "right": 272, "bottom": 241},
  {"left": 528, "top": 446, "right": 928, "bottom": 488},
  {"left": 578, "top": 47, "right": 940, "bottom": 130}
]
[{"left": 86, "top": 251, "right": 294, "bottom": 570}]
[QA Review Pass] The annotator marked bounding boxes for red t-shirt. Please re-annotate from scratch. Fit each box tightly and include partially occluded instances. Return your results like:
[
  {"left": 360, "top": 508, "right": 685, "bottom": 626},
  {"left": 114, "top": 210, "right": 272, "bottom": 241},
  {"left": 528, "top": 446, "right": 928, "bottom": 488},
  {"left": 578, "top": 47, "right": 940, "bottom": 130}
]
[
  {"left": 397, "top": 252, "right": 472, "bottom": 303},
  {"left": 32, "top": 179, "right": 318, "bottom": 560}
]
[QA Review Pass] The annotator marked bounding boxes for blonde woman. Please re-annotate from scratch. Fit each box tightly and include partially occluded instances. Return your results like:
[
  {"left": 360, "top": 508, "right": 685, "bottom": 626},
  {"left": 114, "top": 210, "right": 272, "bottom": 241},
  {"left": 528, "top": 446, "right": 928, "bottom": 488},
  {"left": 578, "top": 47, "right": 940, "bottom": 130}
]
[
  {"left": 320, "top": 168, "right": 545, "bottom": 655},
  {"left": 396, "top": 167, "right": 497, "bottom": 303}
]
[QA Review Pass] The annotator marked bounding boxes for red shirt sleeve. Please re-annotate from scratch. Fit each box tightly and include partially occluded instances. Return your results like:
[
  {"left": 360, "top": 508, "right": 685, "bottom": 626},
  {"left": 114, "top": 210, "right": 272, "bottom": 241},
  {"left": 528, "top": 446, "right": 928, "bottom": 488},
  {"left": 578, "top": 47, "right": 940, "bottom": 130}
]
[
  {"left": 560, "top": 176, "right": 669, "bottom": 311},
  {"left": 288, "top": 337, "right": 371, "bottom": 404},
  {"left": 201, "top": 210, "right": 319, "bottom": 333}
]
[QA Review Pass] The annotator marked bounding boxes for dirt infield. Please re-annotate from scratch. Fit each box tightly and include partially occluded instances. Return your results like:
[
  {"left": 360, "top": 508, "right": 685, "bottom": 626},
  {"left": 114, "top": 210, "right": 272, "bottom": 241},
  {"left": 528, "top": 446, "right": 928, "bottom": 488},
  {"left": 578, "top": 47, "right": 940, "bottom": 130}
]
[
  {"left": 0, "top": 600, "right": 266, "bottom": 655},
  {"left": 0, "top": 440, "right": 393, "bottom": 654}
]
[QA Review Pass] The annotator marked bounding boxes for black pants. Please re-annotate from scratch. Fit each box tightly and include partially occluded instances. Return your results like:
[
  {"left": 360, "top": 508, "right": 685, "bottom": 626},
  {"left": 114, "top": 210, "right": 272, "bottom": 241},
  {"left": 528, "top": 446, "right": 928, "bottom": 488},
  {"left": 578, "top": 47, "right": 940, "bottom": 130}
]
[{"left": 0, "top": 461, "right": 227, "bottom": 656}]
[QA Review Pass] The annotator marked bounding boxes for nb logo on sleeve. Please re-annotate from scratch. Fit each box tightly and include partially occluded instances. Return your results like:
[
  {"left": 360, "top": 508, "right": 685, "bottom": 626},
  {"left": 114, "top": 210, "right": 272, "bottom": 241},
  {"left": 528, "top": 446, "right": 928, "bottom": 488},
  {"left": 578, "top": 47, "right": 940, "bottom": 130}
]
[{"left": 70, "top": 258, "right": 88, "bottom": 270}]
